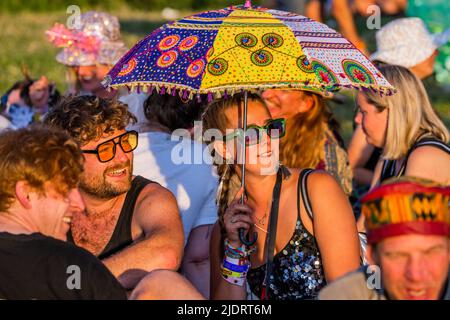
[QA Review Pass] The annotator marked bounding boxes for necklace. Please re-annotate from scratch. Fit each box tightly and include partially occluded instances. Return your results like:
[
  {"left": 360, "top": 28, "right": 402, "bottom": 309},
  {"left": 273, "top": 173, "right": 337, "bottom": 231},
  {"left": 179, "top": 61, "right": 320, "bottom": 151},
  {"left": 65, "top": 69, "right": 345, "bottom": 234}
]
[
  {"left": 254, "top": 196, "right": 272, "bottom": 226},
  {"left": 253, "top": 223, "right": 268, "bottom": 234}
]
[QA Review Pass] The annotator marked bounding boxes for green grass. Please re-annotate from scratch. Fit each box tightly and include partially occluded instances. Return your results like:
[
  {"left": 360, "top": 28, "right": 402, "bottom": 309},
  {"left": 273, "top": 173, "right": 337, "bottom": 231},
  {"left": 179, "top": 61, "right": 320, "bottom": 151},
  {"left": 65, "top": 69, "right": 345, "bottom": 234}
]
[
  {"left": 0, "top": 7, "right": 448, "bottom": 142},
  {"left": 0, "top": 8, "right": 170, "bottom": 94}
]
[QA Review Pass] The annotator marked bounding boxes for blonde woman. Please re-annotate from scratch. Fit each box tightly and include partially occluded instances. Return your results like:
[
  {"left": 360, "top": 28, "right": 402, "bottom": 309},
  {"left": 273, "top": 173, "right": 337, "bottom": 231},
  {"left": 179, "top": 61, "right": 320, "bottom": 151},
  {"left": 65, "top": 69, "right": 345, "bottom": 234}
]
[
  {"left": 355, "top": 64, "right": 450, "bottom": 228},
  {"left": 203, "top": 93, "right": 360, "bottom": 300}
]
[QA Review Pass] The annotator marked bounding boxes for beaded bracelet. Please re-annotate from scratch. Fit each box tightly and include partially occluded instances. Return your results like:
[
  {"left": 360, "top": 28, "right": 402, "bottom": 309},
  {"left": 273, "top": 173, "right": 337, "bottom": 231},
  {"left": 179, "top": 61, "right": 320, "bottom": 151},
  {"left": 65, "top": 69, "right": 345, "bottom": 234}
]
[{"left": 224, "top": 238, "right": 255, "bottom": 258}]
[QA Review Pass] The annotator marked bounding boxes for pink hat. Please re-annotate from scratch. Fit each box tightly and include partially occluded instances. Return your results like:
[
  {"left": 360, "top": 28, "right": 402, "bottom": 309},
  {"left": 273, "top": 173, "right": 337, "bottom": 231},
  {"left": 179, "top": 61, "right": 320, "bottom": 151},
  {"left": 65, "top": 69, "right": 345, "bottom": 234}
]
[{"left": 47, "top": 11, "right": 127, "bottom": 67}]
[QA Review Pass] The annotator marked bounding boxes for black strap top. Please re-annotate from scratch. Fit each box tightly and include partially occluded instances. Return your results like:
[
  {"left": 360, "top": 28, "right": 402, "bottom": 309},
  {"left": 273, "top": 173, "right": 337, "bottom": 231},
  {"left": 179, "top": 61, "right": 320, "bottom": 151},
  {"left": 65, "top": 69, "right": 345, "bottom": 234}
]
[
  {"left": 247, "top": 169, "right": 326, "bottom": 300},
  {"left": 380, "top": 136, "right": 450, "bottom": 183},
  {"left": 68, "top": 176, "right": 155, "bottom": 259}
]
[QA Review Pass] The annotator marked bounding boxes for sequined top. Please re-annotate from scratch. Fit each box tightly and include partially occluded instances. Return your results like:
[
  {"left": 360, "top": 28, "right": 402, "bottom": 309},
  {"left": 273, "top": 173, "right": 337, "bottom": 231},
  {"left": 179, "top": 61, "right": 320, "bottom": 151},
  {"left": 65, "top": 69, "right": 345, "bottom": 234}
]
[{"left": 247, "top": 178, "right": 326, "bottom": 300}]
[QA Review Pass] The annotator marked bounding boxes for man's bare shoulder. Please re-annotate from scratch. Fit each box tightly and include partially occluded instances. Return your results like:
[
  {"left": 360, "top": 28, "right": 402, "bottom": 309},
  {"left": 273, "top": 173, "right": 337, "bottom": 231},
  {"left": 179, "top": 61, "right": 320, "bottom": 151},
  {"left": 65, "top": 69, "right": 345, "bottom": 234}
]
[
  {"left": 131, "top": 180, "right": 182, "bottom": 238},
  {"left": 135, "top": 182, "right": 178, "bottom": 213}
]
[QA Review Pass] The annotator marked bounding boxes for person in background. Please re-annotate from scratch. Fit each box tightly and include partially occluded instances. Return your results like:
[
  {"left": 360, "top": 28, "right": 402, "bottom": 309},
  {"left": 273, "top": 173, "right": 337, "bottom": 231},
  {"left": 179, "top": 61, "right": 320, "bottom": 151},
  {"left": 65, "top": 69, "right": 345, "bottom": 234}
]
[
  {"left": 46, "top": 11, "right": 127, "bottom": 99},
  {"left": 349, "top": 18, "right": 450, "bottom": 187},
  {"left": 352, "top": 0, "right": 407, "bottom": 17},
  {"left": 0, "top": 74, "right": 60, "bottom": 128},
  {"left": 46, "top": 10, "right": 148, "bottom": 128},
  {"left": 371, "top": 17, "right": 449, "bottom": 80},
  {"left": 263, "top": 0, "right": 369, "bottom": 54},
  {"left": 320, "top": 176, "right": 450, "bottom": 300},
  {"left": 133, "top": 92, "right": 219, "bottom": 298},
  {"left": 355, "top": 64, "right": 449, "bottom": 231},
  {"left": 262, "top": 88, "right": 353, "bottom": 196}
]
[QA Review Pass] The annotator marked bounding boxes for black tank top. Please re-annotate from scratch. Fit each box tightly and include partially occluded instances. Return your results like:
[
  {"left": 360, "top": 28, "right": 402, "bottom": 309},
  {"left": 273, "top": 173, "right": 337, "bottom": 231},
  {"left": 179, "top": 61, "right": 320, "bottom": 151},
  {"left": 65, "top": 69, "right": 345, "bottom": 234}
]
[
  {"left": 380, "top": 136, "right": 450, "bottom": 183},
  {"left": 68, "top": 176, "right": 155, "bottom": 259},
  {"left": 247, "top": 169, "right": 326, "bottom": 300}
]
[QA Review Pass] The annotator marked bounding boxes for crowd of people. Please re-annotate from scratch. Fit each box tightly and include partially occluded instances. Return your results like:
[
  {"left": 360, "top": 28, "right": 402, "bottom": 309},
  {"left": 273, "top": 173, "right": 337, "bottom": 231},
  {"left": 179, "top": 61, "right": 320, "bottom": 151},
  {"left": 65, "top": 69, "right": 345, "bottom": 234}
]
[{"left": 0, "top": 3, "right": 449, "bottom": 301}]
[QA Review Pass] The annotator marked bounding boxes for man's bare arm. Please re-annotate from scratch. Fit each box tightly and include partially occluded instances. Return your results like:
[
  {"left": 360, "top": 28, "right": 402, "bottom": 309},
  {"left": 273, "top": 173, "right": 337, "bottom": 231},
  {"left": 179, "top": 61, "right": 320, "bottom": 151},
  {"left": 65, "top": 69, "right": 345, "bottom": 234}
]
[
  {"left": 181, "top": 224, "right": 213, "bottom": 299},
  {"left": 103, "top": 184, "right": 184, "bottom": 290}
]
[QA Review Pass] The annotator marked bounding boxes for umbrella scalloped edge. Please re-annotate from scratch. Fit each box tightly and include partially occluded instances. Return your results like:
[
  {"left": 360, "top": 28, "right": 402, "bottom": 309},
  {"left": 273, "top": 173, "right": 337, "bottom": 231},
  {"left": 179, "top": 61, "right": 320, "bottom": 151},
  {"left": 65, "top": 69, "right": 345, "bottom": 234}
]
[{"left": 107, "top": 80, "right": 396, "bottom": 101}]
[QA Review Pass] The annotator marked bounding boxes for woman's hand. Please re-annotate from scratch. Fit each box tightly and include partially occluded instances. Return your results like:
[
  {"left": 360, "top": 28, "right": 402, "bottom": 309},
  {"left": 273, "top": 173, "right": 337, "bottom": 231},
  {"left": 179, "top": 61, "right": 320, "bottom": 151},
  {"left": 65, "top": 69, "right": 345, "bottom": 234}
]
[{"left": 222, "top": 187, "right": 254, "bottom": 248}]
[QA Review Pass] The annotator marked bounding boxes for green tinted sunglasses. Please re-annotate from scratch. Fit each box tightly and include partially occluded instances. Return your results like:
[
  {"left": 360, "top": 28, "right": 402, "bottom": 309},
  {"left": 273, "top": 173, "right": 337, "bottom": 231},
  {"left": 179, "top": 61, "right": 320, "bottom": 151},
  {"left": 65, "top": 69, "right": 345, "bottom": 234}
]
[{"left": 224, "top": 118, "right": 286, "bottom": 146}]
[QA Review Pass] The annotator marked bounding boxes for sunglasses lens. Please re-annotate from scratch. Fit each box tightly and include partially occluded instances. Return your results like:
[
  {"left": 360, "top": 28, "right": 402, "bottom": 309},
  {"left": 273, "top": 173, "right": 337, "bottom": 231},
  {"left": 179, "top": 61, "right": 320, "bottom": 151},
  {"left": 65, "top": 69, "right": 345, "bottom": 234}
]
[
  {"left": 267, "top": 119, "right": 285, "bottom": 139},
  {"left": 245, "top": 127, "right": 260, "bottom": 146},
  {"left": 120, "top": 131, "right": 138, "bottom": 152},
  {"left": 97, "top": 141, "right": 115, "bottom": 162}
]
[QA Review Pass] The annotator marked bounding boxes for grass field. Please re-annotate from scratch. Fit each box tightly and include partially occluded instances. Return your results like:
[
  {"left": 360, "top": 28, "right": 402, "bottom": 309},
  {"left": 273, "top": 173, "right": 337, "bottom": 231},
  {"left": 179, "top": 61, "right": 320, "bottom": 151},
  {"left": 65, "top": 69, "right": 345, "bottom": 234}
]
[{"left": 0, "top": 8, "right": 448, "bottom": 143}]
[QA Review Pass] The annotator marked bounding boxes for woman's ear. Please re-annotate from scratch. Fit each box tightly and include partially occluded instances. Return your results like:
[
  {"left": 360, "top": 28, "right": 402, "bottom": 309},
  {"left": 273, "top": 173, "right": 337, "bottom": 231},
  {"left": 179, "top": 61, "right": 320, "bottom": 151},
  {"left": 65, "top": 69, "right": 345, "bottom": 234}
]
[
  {"left": 297, "top": 93, "right": 314, "bottom": 113},
  {"left": 15, "top": 181, "right": 33, "bottom": 210}
]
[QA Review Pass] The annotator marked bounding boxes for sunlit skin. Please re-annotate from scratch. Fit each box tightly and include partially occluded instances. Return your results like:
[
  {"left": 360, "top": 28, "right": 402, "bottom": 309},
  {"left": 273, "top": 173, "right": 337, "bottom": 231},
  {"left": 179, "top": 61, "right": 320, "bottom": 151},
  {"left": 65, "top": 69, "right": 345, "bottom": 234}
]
[
  {"left": 222, "top": 99, "right": 280, "bottom": 177},
  {"left": 368, "top": 234, "right": 450, "bottom": 300},
  {"left": 262, "top": 89, "right": 313, "bottom": 119},
  {"left": 0, "top": 182, "right": 85, "bottom": 242},
  {"left": 36, "top": 186, "right": 85, "bottom": 242},
  {"left": 79, "top": 129, "right": 133, "bottom": 200},
  {"left": 354, "top": 93, "right": 388, "bottom": 148}
]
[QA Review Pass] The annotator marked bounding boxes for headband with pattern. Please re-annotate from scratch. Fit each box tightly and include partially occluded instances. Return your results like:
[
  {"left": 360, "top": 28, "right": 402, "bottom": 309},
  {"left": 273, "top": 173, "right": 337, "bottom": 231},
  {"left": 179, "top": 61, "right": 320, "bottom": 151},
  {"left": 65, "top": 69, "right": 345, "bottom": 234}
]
[{"left": 362, "top": 177, "right": 450, "bottom": 244}]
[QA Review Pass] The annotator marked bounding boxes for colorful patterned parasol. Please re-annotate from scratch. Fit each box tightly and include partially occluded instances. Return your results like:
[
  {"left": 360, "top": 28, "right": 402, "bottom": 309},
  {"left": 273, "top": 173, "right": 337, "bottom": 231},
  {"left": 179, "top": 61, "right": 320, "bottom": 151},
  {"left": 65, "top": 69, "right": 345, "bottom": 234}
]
[
  {"left": 104, "top": 1, "right": 395, "bottom": 246},
  {"left": 103, "top": 1, "right": 395, "bottom": 99}
]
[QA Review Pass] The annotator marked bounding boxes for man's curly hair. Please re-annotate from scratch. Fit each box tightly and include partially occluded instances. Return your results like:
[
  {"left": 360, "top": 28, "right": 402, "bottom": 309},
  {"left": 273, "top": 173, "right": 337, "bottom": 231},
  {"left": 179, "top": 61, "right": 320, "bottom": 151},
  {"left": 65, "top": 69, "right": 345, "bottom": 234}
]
[
  {"left": 44, "top": 95, "right": 137, "bottom": 146},
  {"left": 0, "top": 125, "right": 84, "bottom": 212}
]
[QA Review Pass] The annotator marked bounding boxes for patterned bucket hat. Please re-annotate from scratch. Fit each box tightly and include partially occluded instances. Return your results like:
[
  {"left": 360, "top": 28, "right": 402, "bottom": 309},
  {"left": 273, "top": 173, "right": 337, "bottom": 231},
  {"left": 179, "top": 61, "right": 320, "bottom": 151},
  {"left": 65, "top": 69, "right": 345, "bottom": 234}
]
[
  {"left": 371, "top": 17, "right": 450, "bottom": 68},
  {"left": 47, "top": 11, "right": 128, "bottom": 67}
]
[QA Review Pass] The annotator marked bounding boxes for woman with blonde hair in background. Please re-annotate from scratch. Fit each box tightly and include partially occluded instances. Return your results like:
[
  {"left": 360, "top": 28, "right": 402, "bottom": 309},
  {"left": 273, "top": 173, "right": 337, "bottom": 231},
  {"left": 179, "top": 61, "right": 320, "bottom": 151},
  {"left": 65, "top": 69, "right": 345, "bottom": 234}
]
[{"left": 356, "top": 64, "right": 450, "bottom": 230}]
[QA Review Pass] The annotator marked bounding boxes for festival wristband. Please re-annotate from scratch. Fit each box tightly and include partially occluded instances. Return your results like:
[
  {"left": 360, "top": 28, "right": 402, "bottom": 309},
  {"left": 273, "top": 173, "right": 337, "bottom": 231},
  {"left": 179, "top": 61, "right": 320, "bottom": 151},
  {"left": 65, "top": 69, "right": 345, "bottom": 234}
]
[
  {"left": 222, "top": 274, "right": 246, "bottom": 286},
  {"left": 223, "top": 260, "right": 250, "bottom": 273},
  {"left": 223, "top": 256, "right": 249, "bottom": 266},
  {"left": 221, "top": 266, "right": 246, "bottom": 278}
]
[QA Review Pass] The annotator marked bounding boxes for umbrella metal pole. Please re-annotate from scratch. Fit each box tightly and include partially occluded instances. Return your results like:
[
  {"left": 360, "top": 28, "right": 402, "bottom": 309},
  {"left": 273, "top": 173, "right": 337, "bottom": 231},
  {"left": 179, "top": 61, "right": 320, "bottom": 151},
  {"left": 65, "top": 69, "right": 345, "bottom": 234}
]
[
  {"left": 240, "top": 91, "right": 248, "bottom": 204},
  {"left": 239, "top": 90, "right": 258, "bottom": 247}
]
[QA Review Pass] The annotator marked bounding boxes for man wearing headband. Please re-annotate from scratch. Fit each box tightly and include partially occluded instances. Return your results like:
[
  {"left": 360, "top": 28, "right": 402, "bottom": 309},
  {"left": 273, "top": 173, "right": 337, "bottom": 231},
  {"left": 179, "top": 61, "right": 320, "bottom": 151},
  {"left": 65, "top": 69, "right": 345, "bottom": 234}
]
[
  {"left": 44, "top": 95, "right": 184, "bottom": 291},
  {"left": 320, "top": 176, "right": 450, "bottom": 300}
]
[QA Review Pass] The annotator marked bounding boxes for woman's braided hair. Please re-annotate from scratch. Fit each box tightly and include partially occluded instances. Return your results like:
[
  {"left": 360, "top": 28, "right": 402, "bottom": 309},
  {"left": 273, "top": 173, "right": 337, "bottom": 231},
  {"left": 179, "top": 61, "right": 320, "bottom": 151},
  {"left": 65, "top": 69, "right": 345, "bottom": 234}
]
[{"left": 202, "top": 92, "right": 262, "bottom": 239}]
